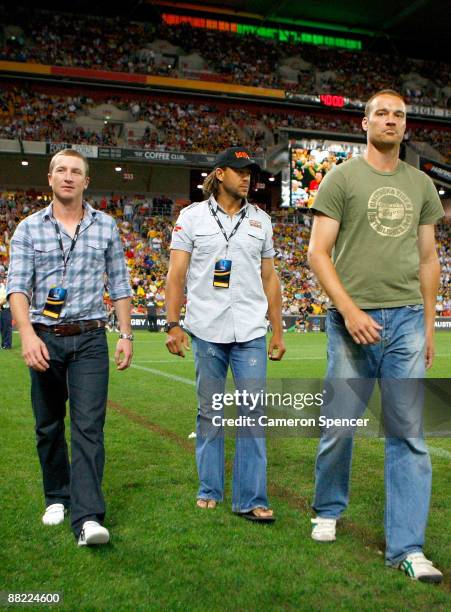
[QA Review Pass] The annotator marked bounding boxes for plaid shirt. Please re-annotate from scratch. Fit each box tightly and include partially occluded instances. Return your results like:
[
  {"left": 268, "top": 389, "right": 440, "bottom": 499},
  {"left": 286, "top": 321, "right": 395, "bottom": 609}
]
[{"left": 7, "top": 202, "right": 132, "bottom": 324}]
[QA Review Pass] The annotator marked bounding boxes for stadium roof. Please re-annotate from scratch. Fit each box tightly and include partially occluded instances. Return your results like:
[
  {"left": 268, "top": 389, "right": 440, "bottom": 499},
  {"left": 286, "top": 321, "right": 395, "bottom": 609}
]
[
  {"left": 152, "top": 1, "right": 451, "bottom": 54},
  {"left": 6, "top": 0, "right": 451, "bottom": 58},
  {"left": 154, "top": 0, "right": 450, "bottom": 38}
]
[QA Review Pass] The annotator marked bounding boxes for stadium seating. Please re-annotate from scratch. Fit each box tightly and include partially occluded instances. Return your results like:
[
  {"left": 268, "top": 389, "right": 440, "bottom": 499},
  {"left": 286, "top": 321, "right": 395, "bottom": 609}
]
[
  {"left": 1, "top": 10, "right": 450, "bottom": 108},
  {"left": 1, "top": 86, "right": 450, "bottom": 161}
]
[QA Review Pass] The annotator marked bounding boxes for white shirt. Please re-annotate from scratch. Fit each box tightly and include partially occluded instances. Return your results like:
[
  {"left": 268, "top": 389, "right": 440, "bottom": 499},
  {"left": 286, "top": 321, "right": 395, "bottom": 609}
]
[{"left": 170, "top": 196, "right": 275, "bottom": 343}]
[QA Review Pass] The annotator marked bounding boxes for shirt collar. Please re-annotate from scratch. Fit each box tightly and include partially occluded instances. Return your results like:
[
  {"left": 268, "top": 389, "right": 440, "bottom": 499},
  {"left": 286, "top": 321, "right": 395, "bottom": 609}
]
[
  {"left": 209, "top": 195, "right": 250, "bottom": 218},
  {"left": 42, "top": 201, "right": 97, "bottom": 223}
]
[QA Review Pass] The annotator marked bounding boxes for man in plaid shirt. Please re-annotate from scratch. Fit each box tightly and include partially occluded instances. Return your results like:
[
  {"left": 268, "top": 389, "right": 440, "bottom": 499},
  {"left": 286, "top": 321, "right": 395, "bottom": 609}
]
[{"left": 7, "top": 149, "right": 133, "bottom": 547}]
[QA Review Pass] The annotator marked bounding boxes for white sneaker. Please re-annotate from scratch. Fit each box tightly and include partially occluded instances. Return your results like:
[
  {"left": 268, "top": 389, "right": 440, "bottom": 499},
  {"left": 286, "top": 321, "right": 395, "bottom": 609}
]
[
  {"left": 311, "top": 517, "right": 337, "bottom": 542},
  {"left": 398, "top": 552, "right": 443, "bottom": 583},
  {"left": 77, "top": 521, "right": 110, "bottom": 547},
  {"left": 42, "top": 503, "right": 66, "bottom": 526}
]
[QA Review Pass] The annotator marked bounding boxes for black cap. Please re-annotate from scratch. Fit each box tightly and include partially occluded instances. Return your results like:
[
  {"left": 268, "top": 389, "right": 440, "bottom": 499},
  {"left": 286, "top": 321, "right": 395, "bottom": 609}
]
[{"left": 214, "top": 147, "right": 260, "bottom": 171}]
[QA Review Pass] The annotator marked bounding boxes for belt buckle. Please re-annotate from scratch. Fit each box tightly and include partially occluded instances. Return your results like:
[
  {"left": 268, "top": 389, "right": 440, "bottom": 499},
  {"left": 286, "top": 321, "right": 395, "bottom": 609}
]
[{"left": 54, "top": 325, "right": 64, "bottom": 337}]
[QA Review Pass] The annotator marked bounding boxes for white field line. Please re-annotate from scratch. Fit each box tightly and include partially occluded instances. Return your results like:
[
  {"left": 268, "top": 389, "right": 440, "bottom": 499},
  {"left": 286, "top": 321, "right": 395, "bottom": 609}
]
[
  {"left": 134, "top": 359, "right": 195, "bottom": 363},
  {"left": 133, "top": 357, "right": 325, "bottom": 363},
  {"left": 374, "top": 439, "right": 451, "bottom": 460},
  {"left": 112, "top": 359, "right": 195, "bottom": 386},
  {"left": 426, "top": 446, "right": 451, "bottom": 459}
]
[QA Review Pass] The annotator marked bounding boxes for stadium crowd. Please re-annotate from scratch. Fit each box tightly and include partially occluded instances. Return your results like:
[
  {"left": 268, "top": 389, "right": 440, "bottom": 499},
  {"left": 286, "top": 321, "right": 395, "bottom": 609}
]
[
  {"left": 1, "top": 192, "right": 449, "bottom": 322},
  {"left": 0, "top": 88, "right": 118, "bottom": 145},
  {"left": 1, "top": 8, "right": 450, "bottom": 109},
  {"left": 1, "top": 86, "right": 450, "bottom": 161}
]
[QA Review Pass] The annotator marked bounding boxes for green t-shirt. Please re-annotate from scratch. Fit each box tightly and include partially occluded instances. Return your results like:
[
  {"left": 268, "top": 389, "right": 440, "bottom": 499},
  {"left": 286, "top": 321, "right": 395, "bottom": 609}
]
[{"left": 311, "top": 156, "right": 444, "bottom": 309}]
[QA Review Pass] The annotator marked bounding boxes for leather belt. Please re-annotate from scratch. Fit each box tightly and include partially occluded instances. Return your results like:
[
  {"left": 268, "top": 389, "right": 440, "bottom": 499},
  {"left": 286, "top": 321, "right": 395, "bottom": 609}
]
[{"left": 33, "top": 320, "right": 106, "bottom": 337}]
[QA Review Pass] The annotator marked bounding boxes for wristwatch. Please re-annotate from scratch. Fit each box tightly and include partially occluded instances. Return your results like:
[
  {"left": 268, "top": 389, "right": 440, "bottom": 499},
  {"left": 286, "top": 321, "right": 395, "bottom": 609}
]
[
  {"left": 164, "top": 321, "right": 181, "bottom": 333},
  {"left": 119, "top": 332, "right": 134, "bottom": 341}
]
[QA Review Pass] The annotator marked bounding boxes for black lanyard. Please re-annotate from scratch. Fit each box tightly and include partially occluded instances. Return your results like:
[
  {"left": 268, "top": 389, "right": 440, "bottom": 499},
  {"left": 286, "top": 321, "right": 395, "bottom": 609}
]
[
  {"left": 208, "top": 199, "right": 247, "bottom": 248},
  {"left": 52, "top": 216, "right": 83, "bottom": 281}
]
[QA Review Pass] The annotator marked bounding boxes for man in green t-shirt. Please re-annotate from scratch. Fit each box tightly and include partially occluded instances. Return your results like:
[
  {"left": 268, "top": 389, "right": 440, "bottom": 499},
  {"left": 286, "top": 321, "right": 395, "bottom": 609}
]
[{"left": 307, "top": 89, "right": 444, "bottom": 583}]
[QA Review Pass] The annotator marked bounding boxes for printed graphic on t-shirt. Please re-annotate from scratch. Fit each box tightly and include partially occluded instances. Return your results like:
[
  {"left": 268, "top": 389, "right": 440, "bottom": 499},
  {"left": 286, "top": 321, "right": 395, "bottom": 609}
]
[{"left": 367, "top": 187, "right": 413, "bottom": 237}]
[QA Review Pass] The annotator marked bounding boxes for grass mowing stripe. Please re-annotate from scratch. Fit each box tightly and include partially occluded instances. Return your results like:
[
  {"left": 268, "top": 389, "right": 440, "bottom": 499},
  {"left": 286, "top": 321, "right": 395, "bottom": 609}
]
[
  {"left": 124, "top": 360, "right": 451, "bottom": 460},
  {"left": 124, "top": 359, "right": 451, "bottom": 461},
  {"left": 108, "top": 397, "right": 451, "bottom": 591},
  {"left": 108, "top": 398, "right": 376, "bottom": 545}
]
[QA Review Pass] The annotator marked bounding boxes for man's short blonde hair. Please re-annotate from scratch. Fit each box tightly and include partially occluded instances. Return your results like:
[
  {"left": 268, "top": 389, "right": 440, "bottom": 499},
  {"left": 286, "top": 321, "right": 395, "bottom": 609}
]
[
  {"left": 48, "top": 148, "right": 89, "bottom": 176},
  {"left": 364, "top": 89, "right": 405, "bottom": 117}
]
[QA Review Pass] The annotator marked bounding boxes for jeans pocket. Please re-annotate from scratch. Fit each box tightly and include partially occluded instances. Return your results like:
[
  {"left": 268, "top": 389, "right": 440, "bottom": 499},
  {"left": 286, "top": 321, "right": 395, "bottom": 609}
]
[{"left": 326, "top": 309, "right": 343, "bottom": 331}]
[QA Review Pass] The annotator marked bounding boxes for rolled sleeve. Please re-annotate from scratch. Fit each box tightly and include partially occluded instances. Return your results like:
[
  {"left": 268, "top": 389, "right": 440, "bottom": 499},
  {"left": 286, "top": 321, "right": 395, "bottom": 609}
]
[
  {"left": 105, "top": 222, "right": 133, "bottom": 300},
  {"left": 170, "top": 213, "right": 194, "bottom": 253},
  {"left": 6, "top": 223, "right": 34, "bottom": 301},
  {"left": 262, "top": 221, "right": 276, "bottom": 258}
]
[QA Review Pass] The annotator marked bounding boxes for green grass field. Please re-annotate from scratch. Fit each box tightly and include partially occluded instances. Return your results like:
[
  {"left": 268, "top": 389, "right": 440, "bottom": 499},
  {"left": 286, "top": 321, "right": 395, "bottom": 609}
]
[{"left": 1, "top": 331, "right": 450, "bottom": 611}]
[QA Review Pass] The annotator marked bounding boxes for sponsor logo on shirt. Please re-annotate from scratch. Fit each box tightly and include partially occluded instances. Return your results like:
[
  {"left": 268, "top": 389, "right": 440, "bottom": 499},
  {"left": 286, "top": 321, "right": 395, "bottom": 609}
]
[
  {"left": 249, "top": 219, "right": 262, "bottom": 229},
  {"left": 367, "top": 187, "right": 413, "bottom": 237}
]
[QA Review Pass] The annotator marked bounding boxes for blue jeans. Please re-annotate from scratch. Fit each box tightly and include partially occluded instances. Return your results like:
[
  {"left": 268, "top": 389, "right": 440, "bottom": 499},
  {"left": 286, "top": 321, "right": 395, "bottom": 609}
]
[
  {"left": 191, "top": 335, "right": 269, "bottom": 513},
  {"left": 313, "top": 306, "right": 432, "bottom": 565}
]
